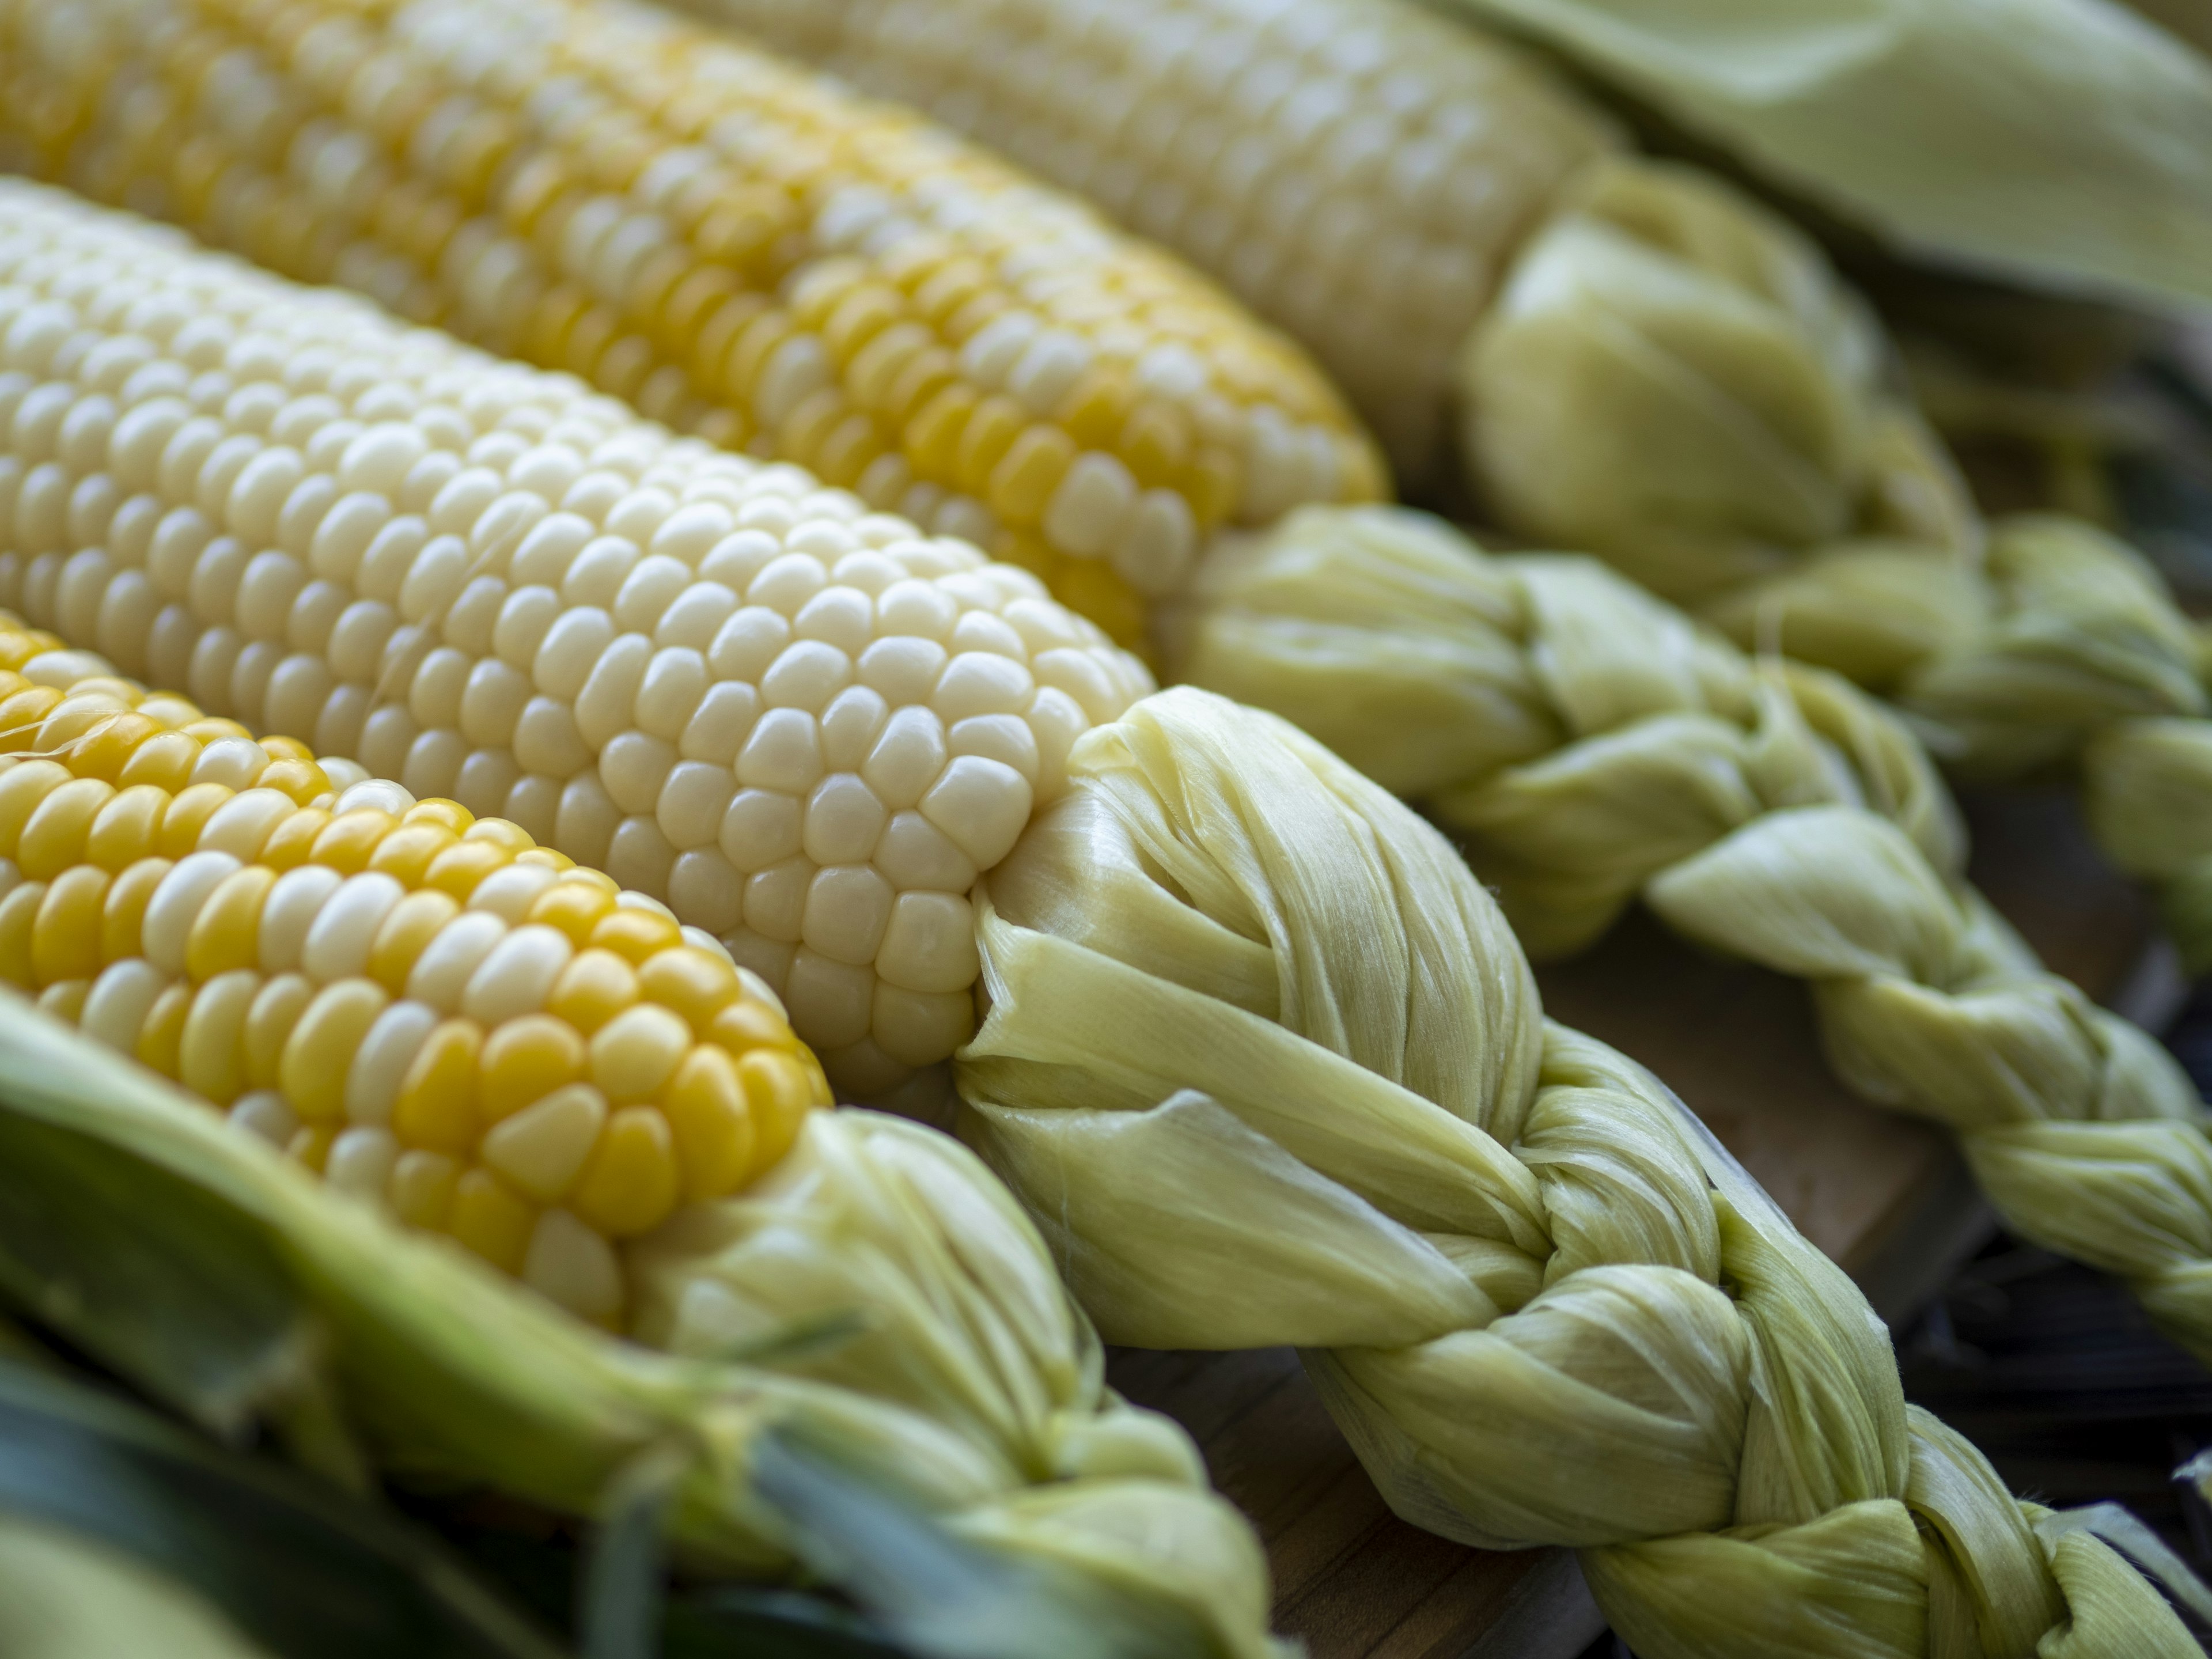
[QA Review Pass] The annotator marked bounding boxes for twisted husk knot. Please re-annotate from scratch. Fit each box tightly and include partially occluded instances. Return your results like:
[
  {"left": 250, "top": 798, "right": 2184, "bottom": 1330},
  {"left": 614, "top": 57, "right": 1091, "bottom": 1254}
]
[
  {"left": 1458, "top": 156, "right": 2210, "bottom": 789},
  {"left": 1183, "top": 506, "right": 2212, "bottom": 1374},
  {"left": 955, "top": 686, "right": 2195, "bottom": 1657}
]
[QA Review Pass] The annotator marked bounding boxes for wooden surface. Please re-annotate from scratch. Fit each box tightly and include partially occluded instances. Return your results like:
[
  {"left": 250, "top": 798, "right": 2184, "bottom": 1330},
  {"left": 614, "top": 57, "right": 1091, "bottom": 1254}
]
[{"left": 1109, "top": 787, "right": 2171, "bottom": 1659}]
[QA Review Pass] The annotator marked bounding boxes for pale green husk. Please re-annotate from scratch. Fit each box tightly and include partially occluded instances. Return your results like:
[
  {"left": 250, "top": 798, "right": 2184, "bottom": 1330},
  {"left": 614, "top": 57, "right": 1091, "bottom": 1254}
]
[
  {"left": 0, "top": 1517, "right": 277, "bottom": 1659},
  {"left": 1440, "top": 0, "right": 2212, "bottom": 315},
  {"left": 954, "top": 685, "right": 2198, "bottom": 1657},
  {"left": 0, "top": 1005, "right": 1281, "bottom": 1659}
]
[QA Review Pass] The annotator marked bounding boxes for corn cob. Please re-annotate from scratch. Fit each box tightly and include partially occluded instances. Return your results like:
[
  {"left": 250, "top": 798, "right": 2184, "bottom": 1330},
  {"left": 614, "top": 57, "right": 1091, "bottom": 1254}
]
[
  {"left": 681, "top": 0, "right": 1612, "bottom": 479},
  {"left": 0, "top": 179, "right": 1154, "bottom": 1092},
  {"left": 0, "top": 608, "right": 828, "bottom": 1325},
  {"left": 957, "top": 686, "right": 2198, "bottom": 1659},
  {"left": 696, "top": 0, "right": 2212, "bottom": 969},
  {"left": 0, "top": 0, "right": 1383, "bottom": 653}
]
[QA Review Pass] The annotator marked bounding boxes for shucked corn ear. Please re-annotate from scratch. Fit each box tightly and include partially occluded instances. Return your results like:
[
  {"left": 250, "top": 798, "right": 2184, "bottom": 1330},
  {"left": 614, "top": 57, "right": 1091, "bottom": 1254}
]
[
  {"left": 0, "top": 0, "right": 1384, "bottom": 650},
  {"left": 0, "top": 179, "right": 1154, "bottom": 1092},
  {"left": 956, "top": 686, "right": 2199, "bottom": 1659},
  {"left": 711, "top": 0, "right": 2212, "bottom": 967},
  {"left": 684, "top": 0, "right": 1612, "bottom": 478},
  {"left": 0, "top": 616, "right": 1289, "bottom": 1659},
  {"left": 0, "top": 609, "right": 829, "bottom": 1325}
]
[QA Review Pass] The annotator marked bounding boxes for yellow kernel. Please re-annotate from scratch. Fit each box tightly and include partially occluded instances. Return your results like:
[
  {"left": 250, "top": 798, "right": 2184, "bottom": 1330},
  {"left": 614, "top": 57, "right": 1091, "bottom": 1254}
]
[
  {"left": 463, "top": 819, "right": 536, "bottom": 855},
  {"left": 101, "top": 858, "right": 172, "bottom": 964},
  {"left": 369, "top": 888, "right": 463, "bottom": 994},
  {"left": 448, "top": 1166, "right": 535, "bottom": 1274},
  {"left": 288, "top": 1124, "right": 338, "bottom": 1175},
  {"left": 244, "top": 974, "right": 314, "bottom": 1090},
  {"left": 988, "top": 425, "right": 1078, "bottom": 528},
  {"left": 956, "top": 395, "right": 1030, "bottom": 499},
  {"left": 137, "top": 980, "right": 193, "bottom": 1078},
  {"left": 904, "top": 383, "right": 978, "bottom": 481},
  {"left": 259, "top": 759, "right": 327, "bottom": 805},
  {"left": 183, "top": 865, "right": 279, "bottom": 982},
  {"left": 37, "top": 978, "right": 89, "bottom": 1024},
  {"left": 116, "top": 730, "right": 200, "bottom": 794},
  {"left": 158, "top": 783, "right": 235, "bottom": 857},
  {"left": 18, "top": 777, "right": 115, "bottom": 879},
  {"left": 424, "top": 837, "right": 510, "bottom": 900},
  {"left": 0, "top": 879, "right": 41, "bottom": 984},
  {"left": 179, "top": 719, "right": 251, "bottom": 747},
  {"left": 514, "top": 846, "right": 575, "bottom": 872},
  {"left": 368, "top": 823, "right": 459, "bottom": 887},
  {"left": 259, "top": 735, "right": 315, "bottom": 767},
  {"left": 86, "top": 785, "right": 168, "bottom": 872},
  {"left": 393, "top": 1018, "right": 483, "bottom": 1156},
  {"left": 281, "top": 979, "right": 391, "bottom": 1122},
  {"left": 525, "top": 881, "right": 617, "bottom": 946},
  {"left": 706, "top": 996, "right": 799, "bottom": 1055},
  {"left": 0, "top": 687, "right": 64, "bottom": 748},
  {"left": 546, "top": 948, "right": 638, "bottom": 1035},
  {"left": 570, "top": 1105, "right": 680, "bottom": 1237},
  {"left": 478, "top": 1012, "right": 588, "bottom": 1124},
  {"left": 738, "top": 1048, "right": 819, "bottom": 1169},
  {"left": 310, "top": 809, "right": 399, "bottom": 874},
  {"left": 390, "top": 1149, "right": 463, "bottom": 1231},
  {"left": 637, "top": 948, "right": 743, "bottom": 1035},
  {"left": 72, "top": 712, "right": 165, "bottom": 783},
  {"left": 1053, "top": 558, "right": 1147, "bottom": 650},
  {"left": 259, "top": 808, "right": 331, "bottom": 872},
  {"left": 0, "top": 759, "right": 67, "bottom": 856},
  {"left": 661, "top": 1044, "right": 757, "bottom": 1201},
  {"left": 32, "top": 866, "right": 108, "bottom": 985},
  {"left": 588, "top": 907, "right": 683, "bottom": 965},
  {"left": 402, "top": 799, "right": 474, "bottom": 836},
  {"left": 588, "top": 1003, "right": 691, "bottom": 1105},
  {"left": 178, "top": 968, "right": 259, "bottom": 1105}
]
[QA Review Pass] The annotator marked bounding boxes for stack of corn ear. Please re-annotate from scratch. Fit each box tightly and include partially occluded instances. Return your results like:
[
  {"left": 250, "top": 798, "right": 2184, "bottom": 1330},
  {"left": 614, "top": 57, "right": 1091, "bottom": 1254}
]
[
  {"left": 681, "top": 0, "right": 2212, "bottom": 975},
  {"left": 0, "top": 619, "right": 1282, "bottom": 1659},
  {"left": 0, "top": 30, "right": 2200, "bottom": 1659}
]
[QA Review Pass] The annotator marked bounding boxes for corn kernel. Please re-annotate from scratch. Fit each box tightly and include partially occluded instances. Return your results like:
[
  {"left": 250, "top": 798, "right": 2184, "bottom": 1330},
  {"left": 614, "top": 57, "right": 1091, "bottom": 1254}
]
[
  {"left": 589, "top": 906, "right": 683, "bottom": 965},
  {"left": 85, "top": 785, "right": 167, "bottom": 872},
  {"left": 136, "top": 979, "right": 192, "bottom": 1077},
  {"left": 738, "top": 1047, "right": 819, "bottom": 1169},
  {"left": 157, "top": 782, "right": 234, "bottom": 857},
  {"left": 589, "top": 1003, "right": 691, "bottom": 1104},
  {"left": 448, "top": 1166, "right": 538, "bottom": 1275},
  {"left": 281, "top": 978, "right": 392, "bottom": 1122},
  {"left": 18, "top": 776, "right": 112, "bottom": 878},
  {"left": 526, "top": 880, "right": 616, "bottom": 946},
  {"left": 389, "top": 1149, "right": 463, "bottom": 1230},
  {"left": 100, "top": 857, "right": 171, "bottom": 964},
  {"left": 661, "top": 1043, "right": 757, "bottom": 1202},
  {"left": 547, "top": 947, "right": 639, "bottom": 1034},
  {"left": 368, "top": 887, "right": 464, "bottom": 994},
  {"left": 570, "top": 1105, "right": 680, "bottom": 1237},
  {"left": 183, "top": 865, "right": 280, "bottom": 982},
  {"left": 32, "top": 865, "right": 109, "bottom": 984},
  {"left": 394, "top": 1018, "right": 483, "bottom": 1156},
  {"left": 243, "top": 974, "right": 314, "bottom": 1090},
  {"left": 637, "top": 946, "right": 741, "bottom": 1034},
  {"left": 311, "top": 808, "right": 399, "bottom": 873}
]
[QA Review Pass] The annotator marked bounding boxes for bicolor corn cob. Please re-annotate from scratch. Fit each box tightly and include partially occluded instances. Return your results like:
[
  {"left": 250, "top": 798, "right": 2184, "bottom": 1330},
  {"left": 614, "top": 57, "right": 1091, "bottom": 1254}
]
[
  {"left": 0, "top": 179, "right": 1153, "bottom": 1092},
  {"left": 0, "top": 0, "right": 1384, "bottom": 650},
  {"left": 0, "top": 610, "right": 828, "bottom": 1325},
  {"left": 678, "top": 0, "right": 1614, "bottom": 478}
]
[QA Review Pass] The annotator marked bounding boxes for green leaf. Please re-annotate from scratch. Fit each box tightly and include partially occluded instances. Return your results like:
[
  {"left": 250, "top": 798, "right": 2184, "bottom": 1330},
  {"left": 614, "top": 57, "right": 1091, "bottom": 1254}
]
[{"left": 0, "top": 1351, "right": 566, "bottom": 1659}]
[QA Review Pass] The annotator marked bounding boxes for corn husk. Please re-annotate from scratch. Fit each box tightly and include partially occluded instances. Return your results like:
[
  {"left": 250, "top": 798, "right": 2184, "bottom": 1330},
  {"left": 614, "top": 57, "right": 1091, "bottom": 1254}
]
[
  {"left": 0, "top": 1002, "right": 1281, "bottom": 1659},
  {"left": 1441, "top": 0, "right": 2212, "bottom": 316},
  {"left": 953, "top": 684, "right": 2198, "bottom": 1657}
]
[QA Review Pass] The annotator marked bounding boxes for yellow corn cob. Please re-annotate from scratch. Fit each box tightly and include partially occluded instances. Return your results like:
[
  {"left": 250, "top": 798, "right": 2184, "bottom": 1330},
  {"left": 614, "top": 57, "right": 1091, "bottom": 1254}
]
[
  {"left": 675, "top": 0, "right": 1615, "bottom": 478},
  {"left": 0, "top": 0, "right": 1383, "bottom": 652},
  {"left": 0, "top": 611, "right": 830, "bottom": 1325},
  {"left": 0, "top": 179, "right": 1155, "bottom": 1093}
]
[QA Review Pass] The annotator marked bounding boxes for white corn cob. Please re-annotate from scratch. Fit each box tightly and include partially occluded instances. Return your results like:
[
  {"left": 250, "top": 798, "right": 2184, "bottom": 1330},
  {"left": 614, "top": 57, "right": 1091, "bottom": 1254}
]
[{"left": 0, "top": 177, "right": 1153, "bottom": 1093}]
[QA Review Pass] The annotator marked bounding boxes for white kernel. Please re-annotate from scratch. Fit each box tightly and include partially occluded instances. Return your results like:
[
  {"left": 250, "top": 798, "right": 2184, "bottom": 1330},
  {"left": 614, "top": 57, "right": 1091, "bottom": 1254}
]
[
  {"left": 857, "top": 635, "right": 949, "bottom": 706},
  {"left": 600, "top": 730, "right": 677, "bottom": 816},
  {"left": 326, "top": 1126, "right": 402, "bottom": 1200},
  {"left": 460, "top": 658, "right": 532, "bottom": 748},
  {"left": 707, "top": 605, "right": 792, "bottom": 683},
  {"left": 453, "top": 749, "right": 521, "bottom": 819},
  {"left": 461, "top": 923, "right": 575, "bottom": 1026},
  {"left": 743, "top": 857, "right": 812, "bottom": 942},
  {"left": 734, "top": 706, "right": 824, "bottom": 794},
  {"left": 792, "top": 585, "right": 873, "bottom": 656},
  {"left": 333, "top": 778, "right": 416, "bottom": 817},
  {"left": 873, "top": 810, "right": 979, "bottom": 893},
  {"left": 634, "top": 647, "right": 708, "bottom": 742},
  {"left": 653, "top": 581, "right": 739, "bottom": 652},
  {"left": 861, "top": 706, "right": 948, "bottom": 810},
  {"left": 494, "top": 584, "right": 563, "bottom": 668},
  {"left": 229, "top": 1092, "right": 300, "bottom": 1149},
  {"left": 804, "top": 773, "right": 888, "bottom": 867},
  {"left": 198, "top": 789, "right": 298, "bottom": 861},
  {"left": 668, "top": 847, "right": 744, "bottom": 933},
  {"left": 874, "top": 578, "right": 959, "bottom": 642},
  {"left": 396, "top": 532, "right": 469, "bottom": 624},
  {"left": 191, "top": 735, "right": 271, "bottom": 791},
  {"left": 783, "top": 948, "right": 874, "bottom": 1049},
  {"left": 404, "top": 908, "right": 510, "bottom": 1012},
  {"left": 876, "top": 891, "right": 979, "bottom": 994},
  {"left": 345, "top": 1001, "right": 439, "bottom": 1126},
  {"left": 302, "top": 872, "right": 407, "bottom": 982},
  {"left": 747, "top": 552, "right": 829, "bottom": 618},
  {"left": 533, "top": 604, "right": 616, "bottom": 700},
  {"left": 401, "top": 729, "right": 467, "bottom": 800},
  {"left": 338, "top": 422, "right": 428, "bottom": 496},
  {"left": 81, "top": 959, "right": 171, "bottom": 1054},
  {"left": 802, "top": 864, "right": 895, "bottom": 966},
  {"left": 1111, "top": 488, "right": 1200, "bottom": 596},
  {"left": 259, "top": 864, "right": 345, "bottom": 973},
  {"left": 509, "top": 512, "right": 595, "bottom": 587},
  {"left": 521, "top": 1205, "right": 623, "bottom": 1322},
  {"left": 573, "top": 631, "right": 653, "bottom": 750},
  {"left": 556, "top": 772, "right": 622, "bottom": 869}
]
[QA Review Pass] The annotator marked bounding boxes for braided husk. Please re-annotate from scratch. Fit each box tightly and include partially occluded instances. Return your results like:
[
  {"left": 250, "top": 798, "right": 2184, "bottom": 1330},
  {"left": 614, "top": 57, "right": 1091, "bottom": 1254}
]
[
  {"left": 1460, "top": 157, "right": 2212, "bottom": 961},
  {"left": 955, "top": 685, "right": 2196, "bottom": 1657},
  {"left": 1179, "top": 503, "right": 2212, "bottom": 1370}
]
